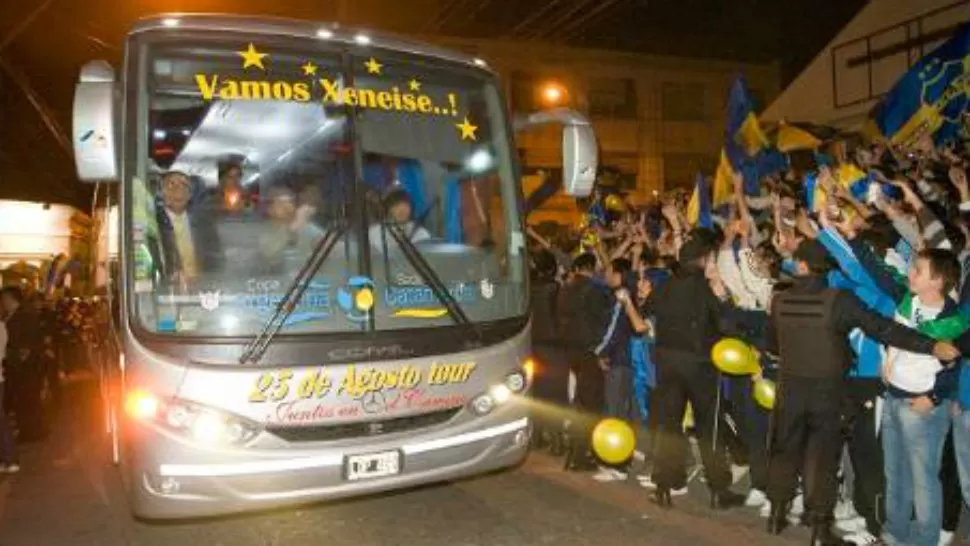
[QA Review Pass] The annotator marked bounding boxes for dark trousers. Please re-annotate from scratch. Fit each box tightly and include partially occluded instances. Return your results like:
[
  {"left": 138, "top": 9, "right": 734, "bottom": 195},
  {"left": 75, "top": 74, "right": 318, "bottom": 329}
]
[
  {"left": 568, "top": 350, "right": 604, "bottom": 458},
  {"left": 733, "top": 377, "right": 771, "bottom": 491},
  {"left": 7, "top": 365, "right": 44, "bottom": 440},
  {"left": 652, "top": 360, "right": 730, "bottom": 492},
  {"left": 768, "top": 376, "right": 844, "bottom": 523},
  {"left": 532, "top": 344, "right": 570, "bottom": 440},
  {"left": 942, "top": 429, "right": 962, "bottom": 533},
  {"left": 844, "top": 378, "right": 885, "bottom": 535}
]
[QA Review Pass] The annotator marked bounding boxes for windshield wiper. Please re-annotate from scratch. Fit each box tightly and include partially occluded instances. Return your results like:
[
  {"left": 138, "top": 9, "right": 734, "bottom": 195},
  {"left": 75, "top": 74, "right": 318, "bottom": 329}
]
[
  {"left": 239, "top": 223, "right": 348, "bottom": 365},
  {"left": 381, "top": 219, "right": 473, "bottom": 328}
]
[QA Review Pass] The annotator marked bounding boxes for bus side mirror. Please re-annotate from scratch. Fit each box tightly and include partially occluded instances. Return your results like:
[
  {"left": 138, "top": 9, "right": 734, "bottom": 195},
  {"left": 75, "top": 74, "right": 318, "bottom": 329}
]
[
  {"left": 73, "top": 60, "right": 119, "bottom": 183},
  {"left": 514, "top": 108, "right": 596, "bottom": 198}
]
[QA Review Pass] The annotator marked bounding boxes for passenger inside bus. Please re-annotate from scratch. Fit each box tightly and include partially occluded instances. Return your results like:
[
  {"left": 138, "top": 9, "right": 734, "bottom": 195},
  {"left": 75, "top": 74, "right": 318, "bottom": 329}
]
[
  {"left": 152, "top": 170, "right": 223, "bottom": 286},
  {"left": 214, "top": 161, "right": 248, "bottom": 214},
  {"left": 255, "top": 184, "right": 325, "bottom": 274},
  {"left": 368, "top": 186, "right": 431, "bottom": 250}
]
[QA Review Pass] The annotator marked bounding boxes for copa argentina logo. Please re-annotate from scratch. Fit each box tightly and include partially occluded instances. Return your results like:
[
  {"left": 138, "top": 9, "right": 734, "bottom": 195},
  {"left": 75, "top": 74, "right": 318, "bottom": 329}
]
[{"left": 243, "top": 275, "right": 478, "bottom": 323}]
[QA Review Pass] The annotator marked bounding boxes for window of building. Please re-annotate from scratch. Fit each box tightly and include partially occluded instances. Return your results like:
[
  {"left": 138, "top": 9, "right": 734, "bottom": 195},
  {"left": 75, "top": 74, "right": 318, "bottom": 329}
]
[
  {"left": 588, "top": 78, "right": 638, "bottom": 119},
  {"left": 510, "top": 71, "right": 538, "bottom": 113},
  {"left": 662, "top": 153, "right": 716, "bottom": 190},
  {"left": 600, "top": 154, "right": 639, "bottom": 191},
  {"left": 661, "top": 82, "right": 708, "bottom": 121}
]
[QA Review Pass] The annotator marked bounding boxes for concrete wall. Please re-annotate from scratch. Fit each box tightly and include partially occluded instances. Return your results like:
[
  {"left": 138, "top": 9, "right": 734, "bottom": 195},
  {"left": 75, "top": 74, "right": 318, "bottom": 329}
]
[{"left": 764, "top": 0, "right": 970, "bottom": 128}]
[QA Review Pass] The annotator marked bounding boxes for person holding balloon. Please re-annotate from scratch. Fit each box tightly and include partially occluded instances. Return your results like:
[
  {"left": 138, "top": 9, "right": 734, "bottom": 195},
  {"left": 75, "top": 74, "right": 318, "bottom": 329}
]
[{"left": 765, "top": 240, "right": 960, "bottom": 546}]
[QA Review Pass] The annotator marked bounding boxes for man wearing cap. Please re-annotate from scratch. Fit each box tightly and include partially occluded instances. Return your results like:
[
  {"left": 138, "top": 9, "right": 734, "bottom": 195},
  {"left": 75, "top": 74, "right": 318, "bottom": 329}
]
[
  {"left": 155, "top": 171, "right": 223, "bottom": 284},
  {"left": 766, "top": 239, "right": 960, "bottom": 546}
]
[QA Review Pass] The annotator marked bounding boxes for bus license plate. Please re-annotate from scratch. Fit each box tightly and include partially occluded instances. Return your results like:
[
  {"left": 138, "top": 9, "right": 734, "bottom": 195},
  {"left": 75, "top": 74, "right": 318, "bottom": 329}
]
[{"left": 345, "top": 450, "right": 401, "bottom": 481}]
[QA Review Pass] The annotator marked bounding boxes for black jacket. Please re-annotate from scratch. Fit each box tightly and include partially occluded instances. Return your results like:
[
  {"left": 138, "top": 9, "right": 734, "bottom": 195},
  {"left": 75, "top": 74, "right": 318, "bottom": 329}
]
[
  {"left": 153, "top": 200, "right": 224, "bottom": 280},
  {"left": 559, "top": 275, "right": 612, "bottom": 353},
  {"left": 3, "top": 307, "right": 41, "bottom": 374},
  {"left": 649, "top": 268, "right": 749, "bottom": 366},
  {"left": 530, "top": 280, "right": 561, "bottom": 345},
  {"left": 769, "top": 276, "right": 936, "bottom": 378}
]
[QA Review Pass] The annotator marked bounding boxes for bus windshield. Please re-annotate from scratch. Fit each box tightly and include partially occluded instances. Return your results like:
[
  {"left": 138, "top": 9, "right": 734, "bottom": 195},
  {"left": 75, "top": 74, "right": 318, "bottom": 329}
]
[{"left": 128, "top": 38, "right": 527, "bottom": 338}]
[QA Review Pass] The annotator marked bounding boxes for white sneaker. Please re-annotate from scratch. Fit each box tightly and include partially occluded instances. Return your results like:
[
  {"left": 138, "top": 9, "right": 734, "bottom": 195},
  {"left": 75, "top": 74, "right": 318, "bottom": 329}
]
[
  {"left": 744, "top": 488, "right": 768, "bottom": 508},
  {"left": 939, "top": 530, "right": 954, "bottom": 546},
  {"left": 835, "top": 516, "right": 867, "bottom": 534},
  {"left": 637, "top": 474, "right": 657, "bottom": 489},
  {"left": 731, "top": 464, "right": 749, "bottom": 484},
  {"left": 790, "top": 494, "right": 805, "bottom": 516},
  {"left": 592, "top": 467, "right": 628, "bottom": 482},
  {"left": 635, "top": 477, "right": 687, "bottom": 496},
  {"left": 760, "top": 501, "right": 771, "bottom": 518},
  {"left": 843, "top": 531, "right": 881, "bottom": 545},
  {"left": 835, "top": 500, "right": 860, "bottom": 521}
]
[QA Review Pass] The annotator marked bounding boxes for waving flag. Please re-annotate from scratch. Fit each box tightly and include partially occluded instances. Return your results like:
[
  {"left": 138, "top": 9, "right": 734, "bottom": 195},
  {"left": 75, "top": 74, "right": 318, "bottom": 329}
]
[
  {"left": 872, "top": 22, "right": 970, "bottom": 147},
  {"left": 686, "top": 173, "right": 712, "bottom": 228},
  {"left": 713, "top": 75, "right": 786, "bottom": 204}
]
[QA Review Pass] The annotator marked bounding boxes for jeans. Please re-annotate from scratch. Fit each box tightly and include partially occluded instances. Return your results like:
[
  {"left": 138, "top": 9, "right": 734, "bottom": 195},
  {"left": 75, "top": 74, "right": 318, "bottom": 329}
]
[
  {"left": 881, "top": 394, "right": 950, "bottom": 546},
  {"left": 0, "top": 386, "right": 18, "bottom": 465},
  {"left": 604, "top": 366, "right": 634, "bottom": 420},
  {"left": 952, "top": 406, "right": 970, "bottom": 514}
]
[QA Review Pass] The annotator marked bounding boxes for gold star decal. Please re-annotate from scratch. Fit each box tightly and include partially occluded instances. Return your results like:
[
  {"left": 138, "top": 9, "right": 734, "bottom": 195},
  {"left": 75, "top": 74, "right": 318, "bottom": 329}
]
[
  {"left": 364, "top": 57, "right": 383, "bottom": 75},
  {"left": 408, "top": 79, "right": 421, "bottom": 92},
  {"left": 238, "top": 43, "right": 268, "bottom": 70},
  {"left": 456, "top": 117, "right": 478, "bottom": 141},
  {"left": 301, "top": 62, "right": 318, "bottom": 76}
]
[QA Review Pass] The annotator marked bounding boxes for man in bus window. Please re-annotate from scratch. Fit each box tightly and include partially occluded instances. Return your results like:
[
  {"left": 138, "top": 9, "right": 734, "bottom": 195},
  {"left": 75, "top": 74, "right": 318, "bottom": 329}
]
[
  {"left": 155, "top": 171, "right": 223, "bottom": 285},
  {"left": 215, "top": 161, "right": 248, "bottom": 214},
  {"left": 369, "top": 187, "right": 431, "bottom": 250},
  {"left": 257, "top": 184, "right": 324, "bottom": 272}
]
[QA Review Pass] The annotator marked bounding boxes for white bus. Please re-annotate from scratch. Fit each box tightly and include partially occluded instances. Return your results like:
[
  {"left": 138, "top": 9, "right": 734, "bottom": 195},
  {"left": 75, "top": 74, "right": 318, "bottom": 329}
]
[{"left": 73, "top": 14, "right": 596, "bottom": 519}]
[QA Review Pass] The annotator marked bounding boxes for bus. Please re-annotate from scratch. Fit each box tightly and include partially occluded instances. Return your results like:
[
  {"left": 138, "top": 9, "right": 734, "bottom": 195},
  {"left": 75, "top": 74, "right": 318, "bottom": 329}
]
[{"left": 72, "top": 14, "right": 596, "bottom": 519}]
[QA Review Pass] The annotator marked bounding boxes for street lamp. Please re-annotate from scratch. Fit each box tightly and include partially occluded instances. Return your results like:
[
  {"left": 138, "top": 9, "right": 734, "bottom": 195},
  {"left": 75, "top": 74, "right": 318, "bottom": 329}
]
[{"left": 540, "top": 83, "right": 567, "bottom": 106}]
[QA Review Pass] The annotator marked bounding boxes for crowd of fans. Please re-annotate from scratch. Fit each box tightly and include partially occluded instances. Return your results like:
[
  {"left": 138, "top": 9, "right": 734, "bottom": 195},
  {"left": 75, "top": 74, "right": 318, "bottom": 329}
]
[
  {"left": 526, "top": 130, "right": 970, "bottom": 546},
  {"left": 0, "top": 289, "right": 109, "bottom": 474}
]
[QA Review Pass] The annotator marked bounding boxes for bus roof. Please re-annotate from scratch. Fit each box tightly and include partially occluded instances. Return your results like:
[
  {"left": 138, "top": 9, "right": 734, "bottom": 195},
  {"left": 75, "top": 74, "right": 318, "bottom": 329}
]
[{"left": 131, "top": 14, "right": 494, "bottom": 74}]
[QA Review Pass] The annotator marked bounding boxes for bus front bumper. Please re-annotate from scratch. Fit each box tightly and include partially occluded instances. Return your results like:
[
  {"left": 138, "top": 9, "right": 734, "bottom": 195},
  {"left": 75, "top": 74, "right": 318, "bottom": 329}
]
[{"left": 127, "top": 414, "right": 531, "bottom": 519}]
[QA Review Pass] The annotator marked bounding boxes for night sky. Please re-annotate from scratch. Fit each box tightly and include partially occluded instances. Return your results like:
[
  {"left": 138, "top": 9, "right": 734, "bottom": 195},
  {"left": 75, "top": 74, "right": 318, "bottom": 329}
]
[{"left": 0, "top": 0, "right": 864, "bottom": 208}]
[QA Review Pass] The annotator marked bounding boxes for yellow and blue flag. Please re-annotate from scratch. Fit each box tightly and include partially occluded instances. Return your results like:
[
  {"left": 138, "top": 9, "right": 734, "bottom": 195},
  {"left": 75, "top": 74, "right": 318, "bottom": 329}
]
[
  {"left": 872, "top": 22, "right": 970, "bottom": 147},
  {"left": 686, "top": 173, "right": 712, "bottom": 228},
  {"left": 713, "top": 76, "right": 786, "bottom": 205}
]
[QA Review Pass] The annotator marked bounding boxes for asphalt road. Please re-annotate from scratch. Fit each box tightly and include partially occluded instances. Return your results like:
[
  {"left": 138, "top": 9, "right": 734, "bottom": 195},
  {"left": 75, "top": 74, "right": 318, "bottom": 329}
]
[{"left": 0, "top": 378, "right": 812, "bottom": 546}]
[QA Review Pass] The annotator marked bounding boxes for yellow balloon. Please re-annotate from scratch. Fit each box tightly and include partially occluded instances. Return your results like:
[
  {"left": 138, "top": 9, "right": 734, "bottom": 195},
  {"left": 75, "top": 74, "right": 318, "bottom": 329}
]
[
  {"left": 711, "top": 338, "right": 759, "bottom": 375},
  {"left": 591, "top": 418, "right": 636, "bottom": 465},
  {"left": 753, "top": 378, "right": 777, "bottom": 410},
  {"left": 605, "top": 194, "right": 625, "bottom": 212}
]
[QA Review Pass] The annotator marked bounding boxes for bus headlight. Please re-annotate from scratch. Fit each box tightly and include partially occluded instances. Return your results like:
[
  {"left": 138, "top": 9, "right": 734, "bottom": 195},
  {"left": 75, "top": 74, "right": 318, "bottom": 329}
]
[
  {"left": 505, "top": 371, "right": 527, "bottom": 393},
  {"left": 127, "top": 391, "right": 260, "bottom": 447},
  {"left": 489, "top": 384, "right": 512, "bottom": 404},
  {"left": 470, "top": 393, "right": 495, "bottom": 415},
  {"left": 163, "top": 400, "right": 260, "bottom": 447}
]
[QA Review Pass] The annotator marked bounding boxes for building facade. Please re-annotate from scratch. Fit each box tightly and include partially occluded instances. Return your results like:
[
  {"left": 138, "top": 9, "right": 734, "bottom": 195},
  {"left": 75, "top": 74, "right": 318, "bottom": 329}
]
[
  {"left": 764, "top": 0, "right": 970, "bottom": 129},
  {"left": 427, "top": 36, "right": 779, "bottom": 223},
  {"left": 0, "top": 200, "right": 92, "bottom": 292}
]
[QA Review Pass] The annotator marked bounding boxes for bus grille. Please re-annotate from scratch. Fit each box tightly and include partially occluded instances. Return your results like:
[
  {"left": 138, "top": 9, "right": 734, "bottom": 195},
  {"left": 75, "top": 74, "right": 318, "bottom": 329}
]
[{"left": 267, "top": 408, "right": 462, "bottom": 443}]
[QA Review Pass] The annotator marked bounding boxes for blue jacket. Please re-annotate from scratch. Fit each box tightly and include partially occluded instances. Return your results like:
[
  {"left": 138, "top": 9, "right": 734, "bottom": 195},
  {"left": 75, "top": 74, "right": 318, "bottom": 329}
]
[
  {"left": 594, "top": 296, "right": 634, "bottom": 368},
  {"left": 817, "top": 228, "right": 898, "bottom": 379},
  {"left": 851, "top": 236, "right": 963, "bottom": 401}
]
